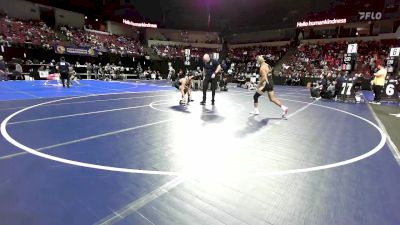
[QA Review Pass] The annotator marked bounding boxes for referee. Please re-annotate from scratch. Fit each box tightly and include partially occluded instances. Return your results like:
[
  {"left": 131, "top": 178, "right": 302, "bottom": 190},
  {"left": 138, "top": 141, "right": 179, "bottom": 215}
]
[
  {"left": 201, "top": 54, "right": 221, "bottom": 105},
  {"left": 56, "top": 57, "right": 71, "bottom": 88}
]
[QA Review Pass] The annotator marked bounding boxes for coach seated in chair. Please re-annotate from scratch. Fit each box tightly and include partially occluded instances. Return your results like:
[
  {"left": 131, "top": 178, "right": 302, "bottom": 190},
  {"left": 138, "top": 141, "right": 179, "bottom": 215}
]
[
  {"left": 191, "top": 71, "right": 202, "bottom": 90},
  {"left": 310, "top": 82, "right": 321, "bottom": 99},
  {"left": 237, "top": 73, "right": 246, "bottom": 87},
  {"left": 219, "top": 74, "right": 228, "bottom": 91},
  {"left": 353, "top": 73, "right": 363, "bottom": 92},
  {"left": 285, "top": 75, "right": 293, "bottom": 86},
  {"left": 333, "top": 74, "right": 344, "bottom": 99},
  {"left": 311, "top": 75, "right": 328, "bottom": 99},
  {"left": 292, "top": 75, "right": 301, "bottom": 86},
  {"left": 319, "top": 75, "right": 329, "bottom": 97},
  {"left": 325, "top": 82, "right": 336, "bottom": 99}
]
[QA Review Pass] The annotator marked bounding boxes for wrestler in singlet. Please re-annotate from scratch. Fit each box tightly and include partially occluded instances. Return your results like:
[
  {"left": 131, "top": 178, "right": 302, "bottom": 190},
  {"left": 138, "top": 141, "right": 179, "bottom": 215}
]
[{"left": 250, "top": 55, "right": 288, "bottom": 118}]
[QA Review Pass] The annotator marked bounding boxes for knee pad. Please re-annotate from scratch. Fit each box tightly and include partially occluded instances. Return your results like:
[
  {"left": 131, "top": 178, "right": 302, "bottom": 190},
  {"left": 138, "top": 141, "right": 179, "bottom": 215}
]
[{"left": 253, "top": 92, "right": 261, "bottom": 103}]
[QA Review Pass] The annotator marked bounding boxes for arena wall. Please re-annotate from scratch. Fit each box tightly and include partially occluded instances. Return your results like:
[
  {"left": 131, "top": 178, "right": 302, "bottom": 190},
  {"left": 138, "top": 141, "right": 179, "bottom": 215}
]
[
  {"left": 146, "top": 28, "right": 219, "bottom": 43},
  {"left": 148, "top": 40, "right": 221, "bottom": 49},
  {"left": 54, "top": 8, "right": 84, "bottom": 28},
  {"left": 229, "top": 41, "right": 290, "bottom": 48},
  {"left": 107, "top": 21, "right": 139, "bottom": 38},
  {"left": 0, "top": 0, "right": 40, "bottom": 21},
  {"left": 0, "top": 0, "right": 84, "bottom": 28},
  {"left": 228, "top": 29, "right": 295, "bottom": 44},
  {"left": 301, "top": 32, "right": 400, "bottom": 45}
]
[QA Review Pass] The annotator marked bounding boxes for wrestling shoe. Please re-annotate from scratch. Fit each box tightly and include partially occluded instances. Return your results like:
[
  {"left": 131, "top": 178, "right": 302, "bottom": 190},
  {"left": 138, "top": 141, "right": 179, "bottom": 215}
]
[
  {"left": 281, "top": 106, "right": 288, "bottom": 118},
  {"left": 249, "top": 108, "right": 260, "bottom": 115}
]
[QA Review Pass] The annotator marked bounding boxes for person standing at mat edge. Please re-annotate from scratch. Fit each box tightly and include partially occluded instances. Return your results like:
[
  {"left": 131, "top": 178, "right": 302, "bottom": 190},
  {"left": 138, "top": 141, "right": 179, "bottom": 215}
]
[
  {"left": 370, "top": 63, "right": 387, "bottom": 105},
  {"left": 250, "top": 55, "right": 288, "bottom": 118},
  {"left": 56, "top": 57, "right": 71, "bottom": 88},
  {"left": 201, "top": 54, "right": 221, "bottom": 105}
]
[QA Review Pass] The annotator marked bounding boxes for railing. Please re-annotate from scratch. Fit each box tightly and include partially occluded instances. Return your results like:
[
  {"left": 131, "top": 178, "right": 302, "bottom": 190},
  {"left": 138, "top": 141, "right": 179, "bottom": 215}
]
[{"left": 229, "top": 41, "right": 290, "bottom": 49}]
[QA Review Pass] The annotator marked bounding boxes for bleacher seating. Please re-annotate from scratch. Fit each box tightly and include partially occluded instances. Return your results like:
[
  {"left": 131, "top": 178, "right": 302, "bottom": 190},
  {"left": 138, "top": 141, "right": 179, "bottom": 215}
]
[{"left": 279, "top": 40, "right": 400, "bottom": 78}]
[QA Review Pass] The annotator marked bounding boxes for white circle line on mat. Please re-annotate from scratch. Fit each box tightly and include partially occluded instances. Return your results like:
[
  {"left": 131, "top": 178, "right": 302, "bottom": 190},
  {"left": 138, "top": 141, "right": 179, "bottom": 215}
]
[{"left": 0, "top": 93, "right": 386, "bottom": 177}]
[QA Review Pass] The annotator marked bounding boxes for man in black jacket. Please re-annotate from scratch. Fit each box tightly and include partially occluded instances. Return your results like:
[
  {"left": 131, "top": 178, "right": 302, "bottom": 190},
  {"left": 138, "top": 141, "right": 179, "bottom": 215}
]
[
  {"left": 333, "top": 73, "right": 344, "bottom": 99},
  {"left": 56, "top": 57, "right": 71, "bottom": 88},
  {"left": 201, "top": 54, "right": 221, "bottom": 105}
]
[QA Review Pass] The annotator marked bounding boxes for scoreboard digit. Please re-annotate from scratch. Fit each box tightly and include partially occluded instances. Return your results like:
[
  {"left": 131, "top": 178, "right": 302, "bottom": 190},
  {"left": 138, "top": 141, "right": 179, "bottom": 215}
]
[
  {"left": 381, "top": 79, "right": 399, "bottom": 103},
  {"left": 338, "top": 77, "right": 356, "bottom": 101},
  {"left": 347, "top": 44, "right": 358, "bottom": 54},
  {"left": 390, "top": 48, "right": 400, "bottom": 57}
]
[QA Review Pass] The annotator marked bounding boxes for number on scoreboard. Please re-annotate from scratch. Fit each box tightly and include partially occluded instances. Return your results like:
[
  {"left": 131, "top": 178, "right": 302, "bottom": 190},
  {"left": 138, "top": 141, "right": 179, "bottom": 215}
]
[
  {"left": 390, "top": 48, "right": 400, "bottom": 57},
  {"left": 347, "top": 44, "right": 358, "bottom": 54},
  {"left": 184, "top": 49, "right": 190, "bottom": 56},
  {"left": 381, "top": 80, "right": 399, "bottom": 102},
  {"left": 344, "top": 56, "right": 352, "bottom": 63},
  {"left": 213, "top": 53, "right": 219, "bottom": 60},
  {"left": 39, "top": 70, "right": 49, "bottom": 78}
]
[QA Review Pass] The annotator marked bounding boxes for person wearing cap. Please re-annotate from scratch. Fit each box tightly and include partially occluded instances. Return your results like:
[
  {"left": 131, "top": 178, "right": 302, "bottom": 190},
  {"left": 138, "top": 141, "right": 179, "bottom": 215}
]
[
  {"left": 56, "top": 57, "right": 71, "bottom": 88},
  {"left": 370, "top": 63, "right": 387, "bottom": 104}
]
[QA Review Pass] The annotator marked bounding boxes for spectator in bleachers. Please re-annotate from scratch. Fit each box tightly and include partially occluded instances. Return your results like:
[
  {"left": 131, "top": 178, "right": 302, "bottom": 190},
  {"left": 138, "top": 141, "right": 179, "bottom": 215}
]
[
  {"left": 14, "top": 62, "right": 23, "bottom": 80},
  {"left": 0, "top": 55, "right": 8, "bottom": 81},
  {"left": 152, "top": 44, "right": 221, "bottom": 60},
  {"left": 0, "top": 15, "right": 143, "bottom": 56},
  {"left": 86, "top": 63, "right": 93, "bottom": 79},
  {"left": 280, "top": 40, "right": 399, "bottom": 81},
  {"left": 229, "top": 46, "right": 287, "bottom": 64}
]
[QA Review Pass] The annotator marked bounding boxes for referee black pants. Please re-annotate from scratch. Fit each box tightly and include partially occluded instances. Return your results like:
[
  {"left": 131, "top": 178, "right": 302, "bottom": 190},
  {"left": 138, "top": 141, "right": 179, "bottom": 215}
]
[
  {"left": 60, "top": 72, "right": 70, "bottom": 87},
  {"left": 202, "top": 76, "right": 217, "bottom": 102},
  {"left": 373, "top": 85, "right": 383, "bottom": 102}
]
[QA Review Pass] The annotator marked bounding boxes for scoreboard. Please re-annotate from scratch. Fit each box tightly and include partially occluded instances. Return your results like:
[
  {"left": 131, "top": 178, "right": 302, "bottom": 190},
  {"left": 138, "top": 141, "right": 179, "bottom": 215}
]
[
  {"left": 387, "top": 48, "right": 399, "bottom": 76},
  {"left": 343, "top": 44, "right": 358, "bottom": 72},
  {"left": 381, "top": 79, "right": 399, "bottom": 103},
  {"left": 381, "top": 48, "right": 400, "bottom": 103},
  {"left": 184, "top": 49, "right": 190, "bottom": 66}
]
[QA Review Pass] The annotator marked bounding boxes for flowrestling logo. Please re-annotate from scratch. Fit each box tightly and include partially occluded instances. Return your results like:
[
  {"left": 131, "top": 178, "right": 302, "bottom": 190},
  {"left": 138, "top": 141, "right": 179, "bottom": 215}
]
[
  {"left": 359, "top": 12, "right": 382, "bottom": 20},
  {"left": 296, "top": 18, "right": 347, "bottom": 27}
]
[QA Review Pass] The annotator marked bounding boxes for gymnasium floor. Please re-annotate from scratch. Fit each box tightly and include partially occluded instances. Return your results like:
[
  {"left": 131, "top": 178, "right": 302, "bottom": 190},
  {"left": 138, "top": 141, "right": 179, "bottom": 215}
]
[{"left": 0, "top": 80, "right": 399, "bottom": 225}]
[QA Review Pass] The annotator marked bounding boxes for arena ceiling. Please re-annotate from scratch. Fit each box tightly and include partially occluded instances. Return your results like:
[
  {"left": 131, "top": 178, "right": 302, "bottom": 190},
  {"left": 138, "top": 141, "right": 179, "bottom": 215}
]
[{"left": 29, "top": 0, "right": 392, "bottom": 33}]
